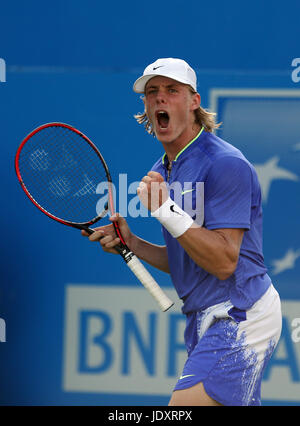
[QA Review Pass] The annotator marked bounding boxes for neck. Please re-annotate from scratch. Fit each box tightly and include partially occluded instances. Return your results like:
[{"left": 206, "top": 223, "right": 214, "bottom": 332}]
[{"left": 163, "top": 125, "right": 202, "bottom": 162}]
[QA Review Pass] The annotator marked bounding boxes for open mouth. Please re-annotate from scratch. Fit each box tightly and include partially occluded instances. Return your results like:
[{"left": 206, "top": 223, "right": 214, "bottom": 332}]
[{"left": 156, "top": 111, "right": 170, "bottom": 129}]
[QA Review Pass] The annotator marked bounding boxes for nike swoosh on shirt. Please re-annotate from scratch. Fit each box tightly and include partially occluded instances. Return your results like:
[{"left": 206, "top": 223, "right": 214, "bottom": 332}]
[
  {"left": 179, "top": 374, "right": 196, "bottom": 380},
  {"left": 181, "top": 189, "right": 195, "bottom": 195}
]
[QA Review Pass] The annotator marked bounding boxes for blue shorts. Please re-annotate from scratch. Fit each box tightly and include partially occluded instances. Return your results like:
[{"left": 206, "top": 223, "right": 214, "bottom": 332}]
[{"left": 174, "top": 284, "right": 282, "bottom": 406}]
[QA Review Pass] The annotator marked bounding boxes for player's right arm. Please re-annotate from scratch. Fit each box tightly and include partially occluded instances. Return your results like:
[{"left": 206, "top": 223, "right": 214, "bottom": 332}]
[{"left": 81, "top": 214, "right": 170, "bottom": 273}]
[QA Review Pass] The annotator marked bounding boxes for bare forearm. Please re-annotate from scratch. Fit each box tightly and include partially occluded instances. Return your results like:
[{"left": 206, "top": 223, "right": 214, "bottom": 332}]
[
  {"left": 129, "top": 235, "right": 170, "bottom": 273},
  {"left": 178, "top": 226, "right": 243, "bottom": 280}
]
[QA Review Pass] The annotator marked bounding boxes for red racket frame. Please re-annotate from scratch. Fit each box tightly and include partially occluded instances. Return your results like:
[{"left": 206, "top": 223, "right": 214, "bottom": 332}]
[{"left": 15, "top": 122, "right": 125, "bottom": 244}]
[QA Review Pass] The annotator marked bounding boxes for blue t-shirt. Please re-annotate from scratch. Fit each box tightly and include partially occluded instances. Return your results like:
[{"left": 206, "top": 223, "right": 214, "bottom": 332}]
[{"left": 151, "top": 128, "right": 271, "bottom": 314}]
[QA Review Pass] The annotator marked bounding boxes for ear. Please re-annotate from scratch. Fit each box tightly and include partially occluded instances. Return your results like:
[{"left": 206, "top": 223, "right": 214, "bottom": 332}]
[{"left": 190, "top": 92, "right": 201, "bottom": 111}]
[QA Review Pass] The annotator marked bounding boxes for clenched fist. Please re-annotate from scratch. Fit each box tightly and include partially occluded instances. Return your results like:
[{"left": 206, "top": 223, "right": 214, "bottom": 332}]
[{"left": 137, "top": 171, "right": 168, "bottom": 212}]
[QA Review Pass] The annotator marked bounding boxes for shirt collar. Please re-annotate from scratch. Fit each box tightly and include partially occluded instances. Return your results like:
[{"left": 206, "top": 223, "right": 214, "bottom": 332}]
[{"left": 162, "top": 127, "right": 204, "bottom": 165}]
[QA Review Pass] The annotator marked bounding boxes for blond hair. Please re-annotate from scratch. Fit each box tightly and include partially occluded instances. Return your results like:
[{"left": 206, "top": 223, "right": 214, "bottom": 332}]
[{"left": 134, "top": 87, "right": 221, "bottom": 135}]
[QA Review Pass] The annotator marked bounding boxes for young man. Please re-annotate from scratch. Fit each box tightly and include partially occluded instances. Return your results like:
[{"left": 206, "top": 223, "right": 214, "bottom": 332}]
[{"left": 82, "top": 58, "right": 282, "bottom": 406}]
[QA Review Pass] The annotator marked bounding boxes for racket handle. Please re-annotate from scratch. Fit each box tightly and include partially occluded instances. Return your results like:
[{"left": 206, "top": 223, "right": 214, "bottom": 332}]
[
  {"left": 83, "top": 226, "right": 174, "bottom": 311},
  {"left": 125, "top": 254, "right": 174, "bottom": 312}
]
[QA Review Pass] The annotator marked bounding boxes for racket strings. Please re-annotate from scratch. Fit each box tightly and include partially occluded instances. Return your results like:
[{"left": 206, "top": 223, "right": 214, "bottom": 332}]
[{"left": 17, "top": 125, "right": 108, "bottom": 224}]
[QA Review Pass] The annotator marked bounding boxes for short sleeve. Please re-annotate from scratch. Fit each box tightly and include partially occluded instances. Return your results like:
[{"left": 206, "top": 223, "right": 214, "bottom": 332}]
[{"left": 204, "top": 156, "right": 252, "bottom": 230}]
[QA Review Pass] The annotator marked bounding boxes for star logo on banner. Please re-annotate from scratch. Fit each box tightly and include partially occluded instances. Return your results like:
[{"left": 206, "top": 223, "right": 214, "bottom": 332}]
[
  {"left": 271, "top": 248, "right": 300, "bottom": 275},
  {"left": 253, "top": 156, "right": 299, "bottom": 203}
]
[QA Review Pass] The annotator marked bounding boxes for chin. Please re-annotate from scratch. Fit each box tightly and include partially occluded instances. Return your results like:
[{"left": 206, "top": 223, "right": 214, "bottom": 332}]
[{"left": 154, "top": 128, "right": 174, "bottom": 143}]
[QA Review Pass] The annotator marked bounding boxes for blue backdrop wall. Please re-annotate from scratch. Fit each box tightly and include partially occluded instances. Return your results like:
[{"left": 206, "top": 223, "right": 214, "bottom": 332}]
[{"left": 0, "top": 0, "right": 300, "bottom": 406}]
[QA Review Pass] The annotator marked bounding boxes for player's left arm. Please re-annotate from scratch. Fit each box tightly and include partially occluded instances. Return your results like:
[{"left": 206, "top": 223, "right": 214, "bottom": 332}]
[
  {"left": 177, "top": 226, "right": 244, "bottom": 280},
  {"left": 138, "top": 168, "right": 247, "bottom": 281}
]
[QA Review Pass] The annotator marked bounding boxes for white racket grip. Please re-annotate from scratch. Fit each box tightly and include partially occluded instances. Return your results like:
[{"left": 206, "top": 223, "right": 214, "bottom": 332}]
[{"left": 126, "top": 255, "right": 174, "bottom": 312}]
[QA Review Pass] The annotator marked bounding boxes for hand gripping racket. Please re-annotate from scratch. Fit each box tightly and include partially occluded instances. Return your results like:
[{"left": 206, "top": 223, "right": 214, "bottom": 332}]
[{"left": 15, "top": 122, "right": 174, "bottom": 312}]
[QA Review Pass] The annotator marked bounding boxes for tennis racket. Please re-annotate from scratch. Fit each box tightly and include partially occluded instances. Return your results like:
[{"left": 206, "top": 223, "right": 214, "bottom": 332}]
[{"left": 15, "top": 122, "right": 174, "bottom": 312}]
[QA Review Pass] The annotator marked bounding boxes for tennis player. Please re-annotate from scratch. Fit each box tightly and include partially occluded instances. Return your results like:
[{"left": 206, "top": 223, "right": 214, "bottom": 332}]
[{"left": 82, "top": 58, "right": 282, "bottom": 406}]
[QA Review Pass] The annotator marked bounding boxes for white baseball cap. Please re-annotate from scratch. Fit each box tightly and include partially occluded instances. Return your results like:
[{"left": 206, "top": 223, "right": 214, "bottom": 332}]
[{"left": 133, "top": 58, "right": 197, "bottom": 93}]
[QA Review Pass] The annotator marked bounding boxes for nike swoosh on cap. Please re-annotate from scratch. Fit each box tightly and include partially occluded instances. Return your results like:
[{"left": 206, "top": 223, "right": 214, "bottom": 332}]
[{"left": 153, "top": 65, "right": 164, "bottom": 70}]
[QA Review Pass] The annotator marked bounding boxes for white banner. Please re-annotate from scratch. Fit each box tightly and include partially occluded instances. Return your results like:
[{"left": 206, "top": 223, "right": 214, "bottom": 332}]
[
  {"left": 63, "top": 285, "right": 185, "bottom": 395},
  {"left": 63, "top": 285, "right": 300, "bottom": 403}
]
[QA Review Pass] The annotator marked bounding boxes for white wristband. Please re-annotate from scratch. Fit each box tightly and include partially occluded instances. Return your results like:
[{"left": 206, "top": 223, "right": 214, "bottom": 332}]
[{"left": 151, "top": 197, "right": 194, "bottom": 238}]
